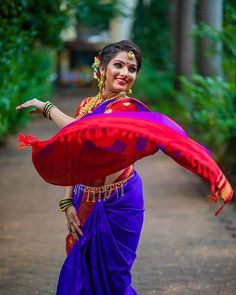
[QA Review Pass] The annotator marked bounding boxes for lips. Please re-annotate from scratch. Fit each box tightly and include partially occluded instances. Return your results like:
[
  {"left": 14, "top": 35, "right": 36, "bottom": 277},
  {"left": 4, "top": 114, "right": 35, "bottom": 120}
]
[{"left": 116, "top": 78, "right": 128, "bottom": 86}]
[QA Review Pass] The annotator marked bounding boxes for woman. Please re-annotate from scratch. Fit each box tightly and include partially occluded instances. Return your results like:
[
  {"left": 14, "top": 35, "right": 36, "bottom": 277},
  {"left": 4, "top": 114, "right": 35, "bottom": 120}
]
[
  {"left": 17, "top": 40, "right": 148, "bottom": 294},
  {"left": 16, "top": 40, "right": 233, "bottom": 295}
]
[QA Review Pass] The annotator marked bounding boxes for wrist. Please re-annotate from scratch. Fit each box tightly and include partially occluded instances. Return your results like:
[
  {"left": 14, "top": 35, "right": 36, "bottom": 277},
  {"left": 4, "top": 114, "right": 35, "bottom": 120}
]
[
  {"left": 42, "top": 101, "right": 58, "bottom": 119},
  {"left": 39, "top": 101, "right": 47, "bottom": 112},
  {"left": 62, "top": 195, "right": 72, "bottom": 200},
  {"left": 59, "top": 198, "right": 74, "bottom": 212},
  {"left": 64, "top": 205, "right": 74, "bottom": 213}
]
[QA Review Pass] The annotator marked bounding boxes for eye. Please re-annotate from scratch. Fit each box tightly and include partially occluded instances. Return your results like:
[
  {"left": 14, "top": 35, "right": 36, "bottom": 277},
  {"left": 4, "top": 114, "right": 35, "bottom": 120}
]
[
  {"left": 113, "top": 62, "right": 122, "bottom": 68},
  {"left": 129, "top": 66, "right": 137, "bottom": 73}
]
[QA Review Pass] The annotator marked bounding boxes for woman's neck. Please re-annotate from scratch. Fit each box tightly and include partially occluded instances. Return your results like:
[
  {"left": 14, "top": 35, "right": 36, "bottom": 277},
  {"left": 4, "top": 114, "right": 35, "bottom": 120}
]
[{"left": 100, "top": 90, "right": 126, "bottom": 101}]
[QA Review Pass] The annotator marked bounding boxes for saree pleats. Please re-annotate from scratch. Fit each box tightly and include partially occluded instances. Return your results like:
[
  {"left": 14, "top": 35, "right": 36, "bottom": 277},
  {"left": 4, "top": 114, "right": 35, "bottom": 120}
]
[{"left": 57, "top": 171, "right": 144, "bottom": 295}]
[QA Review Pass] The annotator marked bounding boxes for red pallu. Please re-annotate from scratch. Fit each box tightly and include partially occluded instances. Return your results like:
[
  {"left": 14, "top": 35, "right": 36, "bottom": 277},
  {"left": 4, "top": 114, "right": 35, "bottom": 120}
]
[{"left": 18, "top": 107, "right": 233, "bottom": 216}]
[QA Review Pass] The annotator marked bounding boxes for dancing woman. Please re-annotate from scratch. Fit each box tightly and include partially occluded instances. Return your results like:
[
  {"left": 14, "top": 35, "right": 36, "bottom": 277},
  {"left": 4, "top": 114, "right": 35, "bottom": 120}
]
[{"left": 16, "top": 40, "right": 233, "bottom": 295}]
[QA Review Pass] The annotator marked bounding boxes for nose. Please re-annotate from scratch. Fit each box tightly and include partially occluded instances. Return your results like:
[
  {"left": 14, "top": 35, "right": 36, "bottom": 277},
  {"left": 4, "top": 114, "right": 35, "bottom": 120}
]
[{"left": 120, "top": 67, "right": 128, "bottom": 76}]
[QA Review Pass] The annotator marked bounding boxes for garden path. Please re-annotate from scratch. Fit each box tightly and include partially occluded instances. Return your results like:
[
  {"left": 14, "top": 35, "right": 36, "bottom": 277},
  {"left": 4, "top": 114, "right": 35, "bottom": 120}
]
[{"left": 0, "top": 89, "right": 236, "bottom": 295}]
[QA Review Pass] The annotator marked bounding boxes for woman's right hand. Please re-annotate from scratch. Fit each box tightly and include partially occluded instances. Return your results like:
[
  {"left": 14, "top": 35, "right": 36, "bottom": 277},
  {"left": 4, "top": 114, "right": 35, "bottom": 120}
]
[
  {"left": 16, "top": 98, "right": 46, "bottom": 114},
  {"left": 65, "top": 206, "right": 83, "bottom": 240}
]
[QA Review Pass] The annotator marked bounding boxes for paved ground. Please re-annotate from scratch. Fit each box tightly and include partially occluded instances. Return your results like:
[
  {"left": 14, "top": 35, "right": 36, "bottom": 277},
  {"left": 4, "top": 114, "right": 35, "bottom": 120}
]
[{"left": 0, "top": 89, "right": 236, "bottom": 295}]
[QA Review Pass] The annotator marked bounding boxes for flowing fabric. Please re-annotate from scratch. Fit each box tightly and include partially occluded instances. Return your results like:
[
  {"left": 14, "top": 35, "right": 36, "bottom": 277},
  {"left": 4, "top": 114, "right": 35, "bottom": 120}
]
[
  {"left": 57, "top": 171, "right": 144, "bottom": 295},
  {"left": 18, "top": 98, "right": 233, "bottom": 214},
  {"left": 17, "top": 96, "right": 234, "bottom": 294}
]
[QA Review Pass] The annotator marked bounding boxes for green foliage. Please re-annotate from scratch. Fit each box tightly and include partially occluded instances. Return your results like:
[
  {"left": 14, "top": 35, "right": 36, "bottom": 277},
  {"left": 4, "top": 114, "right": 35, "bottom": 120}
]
[
  {"left": 132, "top": 0, "right": 176, "bottom": 116},
  {"left": 223, "top": 0, "right": 236, "bottom": 90},
  {"left": 0, "top": 0, "right": 126, "bottom": 142},
  {"left": 0, "top": 48, "right": 54, "bottom": 142},
  {"left": 0, "top": 0, "right": 69, "bottom": 141},
  {"left": 0, "top": 0, "right": 70, "bottom": 48},
  {"left": 177, "top": 74, "right": 236, "bottom": 160},
  {"left": 133, "top": 0, "right": 173, "bottom": 70},
  {"left": 75, "top": 0, "right": 124, "bottom": 31},
  {"left": 182, "top": 0, "right": 236, "bottom": 169},
  {"left": 133, "top": 60, "right": 178, "bottom": 116}
]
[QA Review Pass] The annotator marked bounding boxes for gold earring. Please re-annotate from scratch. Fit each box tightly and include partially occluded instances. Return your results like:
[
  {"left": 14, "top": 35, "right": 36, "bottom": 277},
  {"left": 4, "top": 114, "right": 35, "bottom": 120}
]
[{"left": 128, "top": 88, "right": 132, "bottom": 94}]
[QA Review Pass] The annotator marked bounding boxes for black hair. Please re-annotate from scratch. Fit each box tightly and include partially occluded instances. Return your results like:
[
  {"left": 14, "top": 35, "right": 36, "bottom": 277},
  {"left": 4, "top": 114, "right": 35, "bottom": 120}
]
[{"left": 99, "top": 40, "right": 142, "bottom": 72}]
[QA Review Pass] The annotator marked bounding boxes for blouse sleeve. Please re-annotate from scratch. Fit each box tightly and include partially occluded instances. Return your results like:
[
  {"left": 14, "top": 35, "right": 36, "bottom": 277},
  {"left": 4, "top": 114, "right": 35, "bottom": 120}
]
[{"left": 75, "top": 97, "right": 92, "bottom": 118}]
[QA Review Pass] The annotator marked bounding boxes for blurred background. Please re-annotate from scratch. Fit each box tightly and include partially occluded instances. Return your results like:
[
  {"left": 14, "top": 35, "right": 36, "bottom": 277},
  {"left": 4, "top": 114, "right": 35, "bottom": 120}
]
[{"left": 0, "top": 0, "right": 235, "bottom": 189}]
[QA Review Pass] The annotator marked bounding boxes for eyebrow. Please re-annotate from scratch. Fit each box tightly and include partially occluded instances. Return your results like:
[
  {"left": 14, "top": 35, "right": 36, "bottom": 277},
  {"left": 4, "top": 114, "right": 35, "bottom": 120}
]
[{"left": 113, "top": 59, "right": 137, "bottom": 67}]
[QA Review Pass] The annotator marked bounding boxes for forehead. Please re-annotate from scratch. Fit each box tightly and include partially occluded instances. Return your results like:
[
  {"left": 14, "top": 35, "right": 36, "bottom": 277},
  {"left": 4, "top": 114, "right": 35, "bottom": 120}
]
[{"left": 110, "top": 51, "right": 137, "bottom": 66}]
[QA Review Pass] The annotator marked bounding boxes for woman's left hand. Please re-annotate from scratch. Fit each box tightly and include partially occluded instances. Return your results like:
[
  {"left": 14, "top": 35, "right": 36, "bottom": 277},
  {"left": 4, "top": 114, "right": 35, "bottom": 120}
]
[
  {"left": 16, "top": 98, "right": 46, "bottom": 114},
  {"left": 65, "top": 206, "right": 83, "bottom": 241}
]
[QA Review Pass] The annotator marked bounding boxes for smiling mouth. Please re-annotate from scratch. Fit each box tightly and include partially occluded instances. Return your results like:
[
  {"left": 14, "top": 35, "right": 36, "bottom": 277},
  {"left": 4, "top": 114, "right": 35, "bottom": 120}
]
[{"left": 116, "top": 78, "right": 128, "bottom": 85}]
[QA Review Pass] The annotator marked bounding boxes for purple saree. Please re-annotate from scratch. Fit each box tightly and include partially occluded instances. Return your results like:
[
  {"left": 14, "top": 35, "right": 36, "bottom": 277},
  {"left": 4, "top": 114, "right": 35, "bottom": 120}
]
[
  {"left": 56, "top": 171, "right": 144, "bottom": 295},
  {"left": 56, "top": 99, "right": 145, "bottom": 295}
]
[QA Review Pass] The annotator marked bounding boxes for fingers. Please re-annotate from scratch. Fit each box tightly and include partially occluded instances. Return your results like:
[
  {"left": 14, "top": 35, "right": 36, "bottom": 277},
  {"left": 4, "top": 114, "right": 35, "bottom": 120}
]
[
  {"left": 70, "top": 218, "right": 83, "bottom": 237},
  {"left": 16, "top": 99, "right": 36, "bottom": 110},
  {"left": 72, "top": 211, "right": 83, "bottom": 236},
  {"left": 74, "top": 213, "right": 81, "bottom": 227},
  {"left": 66, "top": 206, "right": 83, "bottom": 239},
  {"left": 70, "top": 224, "right": 79, "bottom": 241},
  {"left": 68, "top": 221, "right": 82, "bottom": 241},
  {"left": 16, "top": 98, "right": 45, "bottom": 111},
  {"left": 16, "top": 105, "right": 25, "bottom": 110}
]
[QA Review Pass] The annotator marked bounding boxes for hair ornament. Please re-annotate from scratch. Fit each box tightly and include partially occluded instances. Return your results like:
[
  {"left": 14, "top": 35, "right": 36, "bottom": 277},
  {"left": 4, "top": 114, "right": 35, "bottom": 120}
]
[
  {"left": 92, "top": 55, "right": 102, "bottom": 80},
  {"left": 128, "top": 51, "right": 135, "bottom": 59}
]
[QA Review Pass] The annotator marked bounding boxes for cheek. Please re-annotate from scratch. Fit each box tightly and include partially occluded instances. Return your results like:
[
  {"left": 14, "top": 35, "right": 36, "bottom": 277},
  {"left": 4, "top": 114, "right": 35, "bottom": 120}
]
[
  {"left": 111, "top": 69, "right": 120, "bottom": 78},
  {"left": 128, "top": 74, "right": 136, "bottom": 84}
]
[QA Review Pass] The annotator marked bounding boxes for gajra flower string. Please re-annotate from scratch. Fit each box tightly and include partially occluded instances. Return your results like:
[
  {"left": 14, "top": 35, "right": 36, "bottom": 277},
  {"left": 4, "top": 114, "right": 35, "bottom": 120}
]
[{"left": 92, "top": 54, "right": 101, "bottom": 80}]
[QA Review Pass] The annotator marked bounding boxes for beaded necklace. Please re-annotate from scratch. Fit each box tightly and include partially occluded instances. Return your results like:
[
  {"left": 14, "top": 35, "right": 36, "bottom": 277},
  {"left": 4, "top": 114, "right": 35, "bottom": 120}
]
[{"left": 77, "top": 91, "right": 126, "bottom": 119}]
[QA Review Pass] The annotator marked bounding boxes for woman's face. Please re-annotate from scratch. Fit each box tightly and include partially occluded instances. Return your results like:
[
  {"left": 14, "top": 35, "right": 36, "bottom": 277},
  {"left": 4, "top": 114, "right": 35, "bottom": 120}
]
[{"left": 102, "top": 51, "right": 138, "bottom": 95}]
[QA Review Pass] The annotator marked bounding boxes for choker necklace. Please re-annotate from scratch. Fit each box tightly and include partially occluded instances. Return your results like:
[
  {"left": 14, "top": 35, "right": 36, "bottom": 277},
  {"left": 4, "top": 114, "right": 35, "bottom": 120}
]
[{"left": 77, "top": 91, "right": 126, "bottom": 119}]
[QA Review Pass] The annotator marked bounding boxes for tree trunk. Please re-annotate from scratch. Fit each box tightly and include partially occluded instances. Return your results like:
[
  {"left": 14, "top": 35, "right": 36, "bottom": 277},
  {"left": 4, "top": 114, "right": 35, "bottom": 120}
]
[
  {"left": 175, "top": 0, "right": 195, "bottom": 80},
  {"left": 198, "top": 0, "right": 223, "bottom": 77}
]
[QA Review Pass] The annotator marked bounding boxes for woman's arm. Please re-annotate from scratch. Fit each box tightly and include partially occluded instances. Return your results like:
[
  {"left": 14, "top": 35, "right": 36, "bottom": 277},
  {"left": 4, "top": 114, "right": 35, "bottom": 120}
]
[
  {"left": 16, "top": 98, "right": 76, "bottom": 128},
  {"left": 48, "top": 107, "right": 77, "bottom": 128}
]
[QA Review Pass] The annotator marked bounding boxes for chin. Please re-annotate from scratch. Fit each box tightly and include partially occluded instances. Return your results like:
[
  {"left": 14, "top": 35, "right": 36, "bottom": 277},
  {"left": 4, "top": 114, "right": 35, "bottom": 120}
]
[{"left": 113, "top": 86, "right": 128, "bottom": 93}]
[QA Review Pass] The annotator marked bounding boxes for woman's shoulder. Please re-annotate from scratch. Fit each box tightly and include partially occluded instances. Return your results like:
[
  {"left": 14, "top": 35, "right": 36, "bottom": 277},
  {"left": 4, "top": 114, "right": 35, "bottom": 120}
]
[{"left": 75, "top": 97, "right": 93, "bottom": 118}]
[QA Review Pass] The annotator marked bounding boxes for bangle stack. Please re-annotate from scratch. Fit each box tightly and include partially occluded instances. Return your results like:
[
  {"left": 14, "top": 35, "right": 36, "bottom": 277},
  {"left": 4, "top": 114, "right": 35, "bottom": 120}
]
[
  {"left": 59, "top": 198, "right": 74, "bottom": 212},
  {"left": 43, "top": 101, "right": 57, "bottom": 120}
]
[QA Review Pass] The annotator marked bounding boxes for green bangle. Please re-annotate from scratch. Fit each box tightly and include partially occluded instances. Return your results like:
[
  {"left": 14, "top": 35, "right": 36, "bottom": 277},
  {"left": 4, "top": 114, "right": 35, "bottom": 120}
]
[
  {"left": 43, "top": 101, "right": 52, "bottom": 118},
  {"left": 43, "top": 101, "right": 57, "bottom": 119},
  {"left": 59, "top": 198, "right": 74, "bottom": 212}
]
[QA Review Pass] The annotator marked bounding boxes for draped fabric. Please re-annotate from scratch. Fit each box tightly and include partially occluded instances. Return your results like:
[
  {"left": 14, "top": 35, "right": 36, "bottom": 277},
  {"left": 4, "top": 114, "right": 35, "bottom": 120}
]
[
  {"left": 18, "top": 97, "right": 233, "bottom": 215},
  {"left": 65, "top": 165, "right": 134, "bottom": 254},
  {"left": 57, "top": 171, "right": 144, "bottom": 295},
  {"left": 17, "top": 96, "right": 234, "bottom": 294}
]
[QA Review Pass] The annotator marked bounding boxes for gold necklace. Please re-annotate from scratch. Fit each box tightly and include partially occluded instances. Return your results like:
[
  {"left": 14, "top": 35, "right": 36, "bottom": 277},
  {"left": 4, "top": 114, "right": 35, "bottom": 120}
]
[{"left": 77, "top": 91, "right": 126, "bottom": 119}]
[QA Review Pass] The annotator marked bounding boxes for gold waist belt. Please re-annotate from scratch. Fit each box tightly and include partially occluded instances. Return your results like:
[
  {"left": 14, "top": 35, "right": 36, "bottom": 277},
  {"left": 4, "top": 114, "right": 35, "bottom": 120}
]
[{"left": 76, "top": 174, "right": 134, "bottom": 202}]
